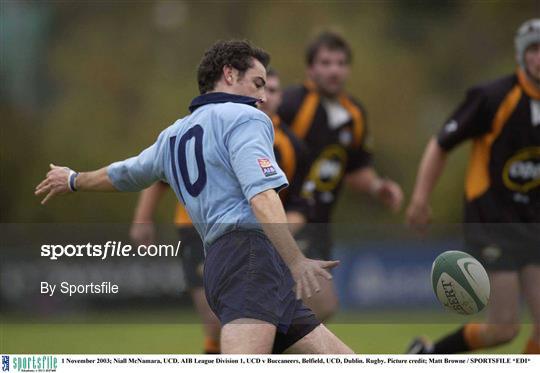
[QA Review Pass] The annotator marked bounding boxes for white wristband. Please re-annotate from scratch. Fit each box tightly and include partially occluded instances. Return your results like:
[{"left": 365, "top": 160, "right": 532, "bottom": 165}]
[{"left": 67, "top": 170, "right": 79, "bottom": 192}]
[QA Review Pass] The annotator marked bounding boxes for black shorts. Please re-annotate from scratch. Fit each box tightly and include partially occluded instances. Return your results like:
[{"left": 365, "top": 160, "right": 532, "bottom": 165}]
[
  {"left": 466, "top": 243, "right": 540, "bottom": 271},
  {"left": 464, "top": 223, "right": 540, "bottom": 271},
  {"left": 203, "top": 229, "right": 320, "bottom": 353},
  {"left": 294, "top": 224, "right": 332, "bottom": 261},
  {"left": 178, "top": 226, "right": 205, "bottom": 289}
]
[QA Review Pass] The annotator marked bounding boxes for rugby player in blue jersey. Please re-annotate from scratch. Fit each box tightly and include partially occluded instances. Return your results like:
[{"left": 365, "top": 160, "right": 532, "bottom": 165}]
[{"left": 35, "top": 40, "right": 354, "bottom": 354}]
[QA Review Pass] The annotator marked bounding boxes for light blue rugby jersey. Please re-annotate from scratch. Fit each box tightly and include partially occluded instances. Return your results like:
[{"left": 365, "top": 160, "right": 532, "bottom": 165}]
[{"left": 108, "top": 93, "right": 289, "bottom": 247}]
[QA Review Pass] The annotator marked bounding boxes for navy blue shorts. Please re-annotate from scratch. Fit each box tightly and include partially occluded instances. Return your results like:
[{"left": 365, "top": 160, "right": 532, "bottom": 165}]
[{"left": 204, "top": 229, "right": 320, "bottom": 353}]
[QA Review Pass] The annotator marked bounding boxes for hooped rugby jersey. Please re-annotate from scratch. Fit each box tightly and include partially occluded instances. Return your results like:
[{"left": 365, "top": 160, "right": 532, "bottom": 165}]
[
  {"left": 278, "top": 81, "right": 373, "bottom": 223},
  {"left": 437, "top": 69, "right": 540, "bottom": 223}
]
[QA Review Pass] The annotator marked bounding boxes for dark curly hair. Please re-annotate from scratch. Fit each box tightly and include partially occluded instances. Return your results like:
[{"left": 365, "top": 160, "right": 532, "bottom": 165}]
[
  {"left": 305, "top": 31, "right": 352, "bottom": 66},
  {"left": 197, "top": 40, "right": 270, "bottom": 94}
]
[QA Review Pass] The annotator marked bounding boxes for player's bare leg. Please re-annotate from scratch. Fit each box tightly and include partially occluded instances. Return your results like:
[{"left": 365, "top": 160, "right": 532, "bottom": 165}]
[
  {"left": 440, "top": 271, "right": 521, "bottom": 351},
  {"left": 285, "top": 324, "right": 354, "bottom": 354},
  {"left": 191, "top": 287, "right": 221, "bottom": 353},
  {"left": 477, "top": 271, "right": 521, "bottom": 347},
  {"left": 220, "top": 319, "right": 276, "bottom": 354},
  {"left": 409, "top": 270, "right": 521, "bottom": 353},
  {"left": 302, "top": 277, "right": 338, "bottom": 322},
  {"left": 520, "top": 265, "right": 540, "bottom": 353}
]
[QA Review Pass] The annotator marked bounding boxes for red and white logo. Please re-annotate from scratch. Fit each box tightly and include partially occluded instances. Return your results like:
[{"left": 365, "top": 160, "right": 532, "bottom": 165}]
[{"left": 257, "top": 158, "right": 277, "bottom": 177}]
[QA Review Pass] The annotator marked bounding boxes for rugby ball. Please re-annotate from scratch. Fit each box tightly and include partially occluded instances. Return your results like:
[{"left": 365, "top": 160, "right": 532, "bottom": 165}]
[{"left": 431, "top": 251, "right": 490, "bottom": 315}]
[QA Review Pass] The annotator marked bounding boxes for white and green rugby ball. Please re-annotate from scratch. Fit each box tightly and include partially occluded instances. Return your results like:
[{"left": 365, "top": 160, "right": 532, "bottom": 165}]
[{"left": 431, "top": 251, "right": 490, "bottom": 315}]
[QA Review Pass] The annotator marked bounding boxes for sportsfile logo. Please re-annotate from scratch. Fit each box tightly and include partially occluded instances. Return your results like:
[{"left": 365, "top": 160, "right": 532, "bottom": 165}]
[
  {"left": 2, "top": 356, "right": 8, "bottom": 372},
  {"left": 258, "top": 158, "right": 277, "bottom": 177},
  {"left": 10, "top": 356, "right": 57, "bottom": 372}
]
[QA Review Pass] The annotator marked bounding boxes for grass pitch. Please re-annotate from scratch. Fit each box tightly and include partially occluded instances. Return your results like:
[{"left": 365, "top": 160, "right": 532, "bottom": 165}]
[{"left": 1, "top": 309, "right": 532, "bottom": 354}]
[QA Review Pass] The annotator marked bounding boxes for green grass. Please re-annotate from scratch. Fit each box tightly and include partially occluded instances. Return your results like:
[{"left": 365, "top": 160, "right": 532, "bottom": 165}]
[{"left": 0, "top": 310, "right": 533, "bottom": 354}]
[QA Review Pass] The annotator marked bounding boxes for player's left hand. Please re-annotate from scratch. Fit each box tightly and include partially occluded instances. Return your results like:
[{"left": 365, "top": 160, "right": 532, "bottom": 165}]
[
  {"left": 34, "top": 163, "right": 72, "bottom": 204},
  {"left": 374, "top": 179, "right": 403, "bottom": 213}
]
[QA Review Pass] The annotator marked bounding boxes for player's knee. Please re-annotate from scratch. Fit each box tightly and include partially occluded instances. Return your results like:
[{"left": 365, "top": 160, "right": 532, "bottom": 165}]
[
  {"left": 327, "top": 295, "right": 339, "bottom": 317},
  {"left": 488, "top": 324, "right": 520, "bottom": 344},
  {"left": 313, "top": 295, "right": 339, "bottom": 322}
]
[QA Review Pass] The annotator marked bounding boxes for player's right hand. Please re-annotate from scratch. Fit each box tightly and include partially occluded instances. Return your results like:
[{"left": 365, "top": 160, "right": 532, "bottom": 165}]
[
  {"left": 129, "top": 222, "right": 156, "bottom": 246},
  {"left": 406, "top": 200, "right": 432, "bottom": 233},
  {"left": 289, "top": 258, "right": 340, "bottom": 300},
  {"left": 34, "top": 163, "right": 71, "bottom": 205}
]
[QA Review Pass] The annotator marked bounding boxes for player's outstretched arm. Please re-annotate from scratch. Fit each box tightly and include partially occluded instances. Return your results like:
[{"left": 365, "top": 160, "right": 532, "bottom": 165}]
[
  {"left": 345, "top": 167, "right": 403, "bottom": 213},
  {"left": 250, "top": 189, "right": 340, "bottom": 299},
  {"left": 406, "top": 137, "right": 448, "bottom": 231},
  {"left": 34, "top": 164, "right": 116, "bottom": 205},
  {"left": 35, "top": 129, "right": 169, "bottom": 205}
]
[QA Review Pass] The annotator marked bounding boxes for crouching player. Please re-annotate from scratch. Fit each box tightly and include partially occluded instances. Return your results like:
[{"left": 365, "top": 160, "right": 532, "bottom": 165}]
[{"left": 128, "top": 67, "right": 306, "bottom": 354}]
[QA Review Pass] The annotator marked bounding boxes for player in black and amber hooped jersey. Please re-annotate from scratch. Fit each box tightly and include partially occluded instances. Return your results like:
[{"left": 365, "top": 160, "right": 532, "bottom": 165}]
[
  {"left": 278, "top": 31, "right": 404, "bottom": 322},
  {"left": 407, "top": 19, "right": 540, "bottom": 354},
  {"left": 261, "top": 68, "right": 307, "bottom": 214},
  {"left": 129, "top": 68, "right": 306, "bottom": 354}
]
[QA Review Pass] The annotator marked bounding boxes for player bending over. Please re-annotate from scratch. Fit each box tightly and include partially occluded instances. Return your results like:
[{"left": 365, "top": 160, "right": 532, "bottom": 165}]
[
  {"left": 406, "top": 19, "right": 540, "bottom": 354},
  {"left": 128, "top": 68, "right": 306, "bottom": 354},
  {"left": 35, "top": 39, "right": 354, "bottom": 354}
]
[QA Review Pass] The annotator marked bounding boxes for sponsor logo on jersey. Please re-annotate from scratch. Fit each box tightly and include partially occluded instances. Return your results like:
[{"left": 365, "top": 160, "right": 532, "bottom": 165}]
[
  {"left": 257, "top": 158, "right": 277, "bottom": 177},
  {"left": 502, "top": 147, "right": 540, "bottom": 192},
  {"left": 302, "top": 145, "right": 347, "bottom": 197}
]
